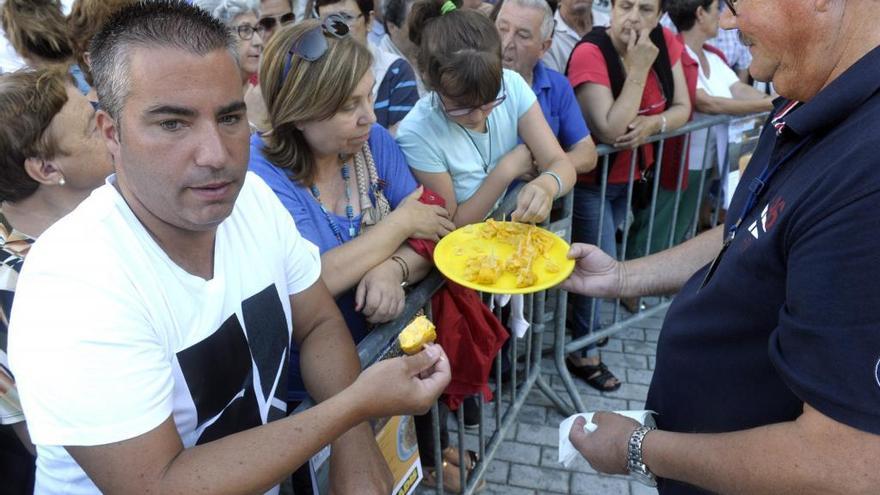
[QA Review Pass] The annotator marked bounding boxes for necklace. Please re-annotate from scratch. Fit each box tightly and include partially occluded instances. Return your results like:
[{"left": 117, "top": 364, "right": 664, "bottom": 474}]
[
  {"left": 456, "top": 119, "right": 492, "bottom": 173},
  {"left": 309, "top": 163, "right": 356, "bottom": 245}
]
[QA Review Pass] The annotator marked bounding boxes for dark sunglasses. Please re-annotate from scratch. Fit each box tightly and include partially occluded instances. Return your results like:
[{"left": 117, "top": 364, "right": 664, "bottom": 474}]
[
  {"left": 235, "top": 23, "right": 267, "bottom": 40},
  {"left": 723, "top": 0, "right": 737, "bottom": 16},
  {"left": 280, "top": 14, "right": 350, "bottom": 83},
  {"left": 257, "top": 12, "right": 296, "bottom": 31}
]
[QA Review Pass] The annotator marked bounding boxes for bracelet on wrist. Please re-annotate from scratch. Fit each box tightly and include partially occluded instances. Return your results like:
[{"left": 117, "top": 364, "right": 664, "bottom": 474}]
[
  {"left": 659, "top": 114, "right": 668, "bottom": 134},
  {"left": 391, "top": 255, "right": 410, "bottom": 287},
  {"left": 539, "top": 170, "right": 564, "bottom": 200}
]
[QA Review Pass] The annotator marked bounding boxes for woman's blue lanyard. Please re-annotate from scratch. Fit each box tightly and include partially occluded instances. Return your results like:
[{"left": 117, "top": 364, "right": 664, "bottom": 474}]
[{"left": 699, "top": 132, "right": 812, "bottom": 290}]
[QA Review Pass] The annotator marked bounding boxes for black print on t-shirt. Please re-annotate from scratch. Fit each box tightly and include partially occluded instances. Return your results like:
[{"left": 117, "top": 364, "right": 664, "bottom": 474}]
[{"left": 176, "top": 284, "right": 289, "bottom": 444}]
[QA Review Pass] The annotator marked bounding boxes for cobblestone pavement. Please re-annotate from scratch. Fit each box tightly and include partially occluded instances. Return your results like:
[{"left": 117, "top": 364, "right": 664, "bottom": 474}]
[{"left": 416, "top": 301, "right": 668, "bottom": 495}]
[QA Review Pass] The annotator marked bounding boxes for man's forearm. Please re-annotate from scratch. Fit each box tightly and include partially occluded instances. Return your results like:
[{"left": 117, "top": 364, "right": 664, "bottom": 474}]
[
  {"left": 160, "top": 392, "right": 365, "bottom": 495},
  {"left": 623, "top": 225, "right": 723, "bottom": 296},
  {"left": 643, "top": 415, "right": 878, "bottom": 494}
]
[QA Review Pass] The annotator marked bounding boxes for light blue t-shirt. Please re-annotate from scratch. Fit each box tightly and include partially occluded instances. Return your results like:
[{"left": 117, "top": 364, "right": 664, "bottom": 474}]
[{"left": 396, "top": 69, "right": 537, "bottom": 204}]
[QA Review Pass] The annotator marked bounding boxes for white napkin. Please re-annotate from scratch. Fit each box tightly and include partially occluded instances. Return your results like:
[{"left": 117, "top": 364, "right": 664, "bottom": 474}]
[
  {"left": 489, "top": 294, "right": 530, "bottom": 338},
  {"left": 558, "top": 410, "right": 656, "bottom": 467}
]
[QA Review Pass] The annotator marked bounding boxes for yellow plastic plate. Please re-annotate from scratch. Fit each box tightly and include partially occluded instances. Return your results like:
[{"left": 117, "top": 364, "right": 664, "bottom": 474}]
[{"left": 433, "top": 221, "right": 575, "bottom": 294}]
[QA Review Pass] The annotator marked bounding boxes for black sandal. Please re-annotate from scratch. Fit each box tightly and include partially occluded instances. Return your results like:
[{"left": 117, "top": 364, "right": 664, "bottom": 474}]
[{"left": 566, "top": 359, "right": 622, "bottom": 392}]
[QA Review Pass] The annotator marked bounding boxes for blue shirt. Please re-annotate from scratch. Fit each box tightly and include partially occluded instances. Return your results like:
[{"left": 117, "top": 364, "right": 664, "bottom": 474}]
[
  {"left": 248, "top": 124, "right": 418, "bottom": 401},
  {"left": 646, "top": 45, "right": 880, "bottom": 494},
  {"left": 531, "top": 61, "right": 589, "bottom": 150}
]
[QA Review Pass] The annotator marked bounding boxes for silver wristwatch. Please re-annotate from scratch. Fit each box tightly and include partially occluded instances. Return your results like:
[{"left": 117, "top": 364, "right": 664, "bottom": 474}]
[{"left": 627, "top": 425, "right": 658, "bottom": 487}]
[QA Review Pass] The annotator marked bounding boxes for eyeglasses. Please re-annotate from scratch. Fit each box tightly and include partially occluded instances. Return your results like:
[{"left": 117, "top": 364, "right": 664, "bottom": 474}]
[
  {"left": 280, "top": 14, "right": 350, "bottom": 83},
  {"left": 440, "top": 86, "right": 507, "bottom": 117},
  {"left": 235, "top": 23, "right": 267, "bottom": 40},
  {"left": 328, "top": 11, "right": 364, "bottom": 27},
  {"left": 723, "top": 0, "right": 737, "bottom": 16},
  {"left": 257, "top": 12, "right": 295, "bottom": 31}
]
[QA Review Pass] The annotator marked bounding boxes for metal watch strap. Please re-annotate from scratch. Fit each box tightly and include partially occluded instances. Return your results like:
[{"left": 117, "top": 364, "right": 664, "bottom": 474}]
[{"left": 627, "top": 425, "right": 658, "bottom": 487}]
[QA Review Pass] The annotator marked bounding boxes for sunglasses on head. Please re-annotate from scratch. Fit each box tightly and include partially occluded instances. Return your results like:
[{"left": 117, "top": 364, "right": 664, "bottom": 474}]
[
  {"left": 257, "top": 12, "right": 296, "bottom": 31},
  {"left": 280, "top": 14, "right": 350, "bottom": 83}
]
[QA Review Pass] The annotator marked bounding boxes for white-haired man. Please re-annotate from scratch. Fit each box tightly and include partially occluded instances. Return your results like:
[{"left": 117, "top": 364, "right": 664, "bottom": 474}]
[{"left": 495, "top": 0, "right": 597, "bottom": 176}]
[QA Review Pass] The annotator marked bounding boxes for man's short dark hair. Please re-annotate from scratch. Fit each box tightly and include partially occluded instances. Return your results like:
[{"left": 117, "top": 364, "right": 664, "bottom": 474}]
[
  {"left": 88, "top": 0, "right": 237, "bottom": 120},
  {"left": 665, "top": 0, "right": 713, "bottom": 31}
]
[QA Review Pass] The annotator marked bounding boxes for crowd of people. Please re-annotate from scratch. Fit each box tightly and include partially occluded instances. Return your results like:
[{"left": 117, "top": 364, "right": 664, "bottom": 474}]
[{"left": 1, "top": 0, "right": 878, "bottom": 494}]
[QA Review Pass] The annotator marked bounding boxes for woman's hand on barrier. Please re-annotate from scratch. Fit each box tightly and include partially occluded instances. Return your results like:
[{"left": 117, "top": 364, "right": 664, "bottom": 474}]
[
  {"left": 395, "top": 186, "right": 456, "bottom": 241},
  {"left": 613, "top": 115, "right": 660, "bottom": 149},
  {"left": 569, "top": 412, "right": 639, "bottom": 475},
  {"left": 560, "top": 243, "right": 625, "bottom": 298},
  {"left": 623, "top": 28, "right": 659, "bottom": 78},
  {"left": 353, "top": 343, "right": 451, "bottom": 417},
  {"left": 355, "top": 262, "right": 406, "bottom": 323}
]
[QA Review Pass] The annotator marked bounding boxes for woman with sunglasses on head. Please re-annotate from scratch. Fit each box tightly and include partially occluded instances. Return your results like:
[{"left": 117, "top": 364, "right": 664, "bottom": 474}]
[
  {"left": 250, "top": 14, "right": 453, "bottom": 406},
  {"left": 561, "top": 0, "right": 692, "bottom": 392},
  {"left": 194, "top": 0, "right": 265, "bottom": 92},
  {"left": 397, "top": 0, "right": 576, "bottom": 229},
  {"left": 250, "top": 20, "right": 455, "bottom": 491}
]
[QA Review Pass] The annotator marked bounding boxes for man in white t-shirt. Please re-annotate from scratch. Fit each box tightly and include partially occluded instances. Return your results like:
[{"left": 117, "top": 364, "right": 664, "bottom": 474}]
[{"left": 7, "top": 3, "right": 450, "bottom": 495}]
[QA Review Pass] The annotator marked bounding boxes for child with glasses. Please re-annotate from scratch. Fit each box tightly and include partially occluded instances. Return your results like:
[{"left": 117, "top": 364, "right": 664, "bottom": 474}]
[{"left": 396, "top": 0, "right": 576, "bottom": 228}]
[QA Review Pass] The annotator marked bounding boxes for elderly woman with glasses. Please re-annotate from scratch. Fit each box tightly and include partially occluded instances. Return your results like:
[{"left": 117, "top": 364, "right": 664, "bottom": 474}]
[
  {"left": 194, "top": 0, "right": 265, "bottom": 91},
  {"left": 397, "top": 0, "right": 576, "bottom": 228}
]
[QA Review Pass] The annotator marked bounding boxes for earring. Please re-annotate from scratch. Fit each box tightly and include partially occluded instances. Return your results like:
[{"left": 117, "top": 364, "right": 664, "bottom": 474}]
[{"left": 58, "top": 176, "right": 66, "bottom": 186}]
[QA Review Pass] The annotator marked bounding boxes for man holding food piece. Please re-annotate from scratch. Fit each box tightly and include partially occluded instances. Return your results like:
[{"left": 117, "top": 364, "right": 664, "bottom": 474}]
[
  {"left": 7, "top": 2, "right": 450, "bottom": 494},
  {"left": 561, "top": 0, "right": 880, "bottom": 493}
]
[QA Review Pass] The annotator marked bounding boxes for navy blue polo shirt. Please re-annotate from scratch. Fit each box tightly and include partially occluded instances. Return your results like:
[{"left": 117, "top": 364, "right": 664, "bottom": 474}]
[
  {"left": 531, "top": 61, "right": 589, "bottom": 149},
  {"left": 646, "top": 45, "right": 880, "bottom": 494}
]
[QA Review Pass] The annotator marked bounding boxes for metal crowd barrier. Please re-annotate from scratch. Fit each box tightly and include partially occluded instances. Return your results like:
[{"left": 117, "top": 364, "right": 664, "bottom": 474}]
[{"left": 296, "top": 112, "right": 768, "bottom": 495}]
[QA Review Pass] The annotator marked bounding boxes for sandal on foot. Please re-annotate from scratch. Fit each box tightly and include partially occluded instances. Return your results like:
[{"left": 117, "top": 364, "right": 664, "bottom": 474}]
[
  {"left": 442, "top": 446, "right": 479, "bottom": 471},
  {"left": 422, "top": 460, "right": 486, "bottom": 494},
  {"left": 566, "top": 359, "right": 622, "bottom": 392}
]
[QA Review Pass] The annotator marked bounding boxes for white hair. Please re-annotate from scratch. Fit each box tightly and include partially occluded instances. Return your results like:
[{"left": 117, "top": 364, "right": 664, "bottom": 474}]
[
  {"left": 193, "top": 0, "right": 261, "bottom": 25},
  {"left": 505, "top": 0, "right": 554, "bottom": 40}
]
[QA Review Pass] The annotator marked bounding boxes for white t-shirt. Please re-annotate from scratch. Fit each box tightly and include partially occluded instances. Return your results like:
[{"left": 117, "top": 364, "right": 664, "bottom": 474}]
[
  {"left": 686, "top": 45, "right": 739, "bottom": 171},
  {"left": 8, "top": 172, "right": 320, "bottom": 495},
  {"left": 396, "top": 69, "right": 536, "bottom": 204}
]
